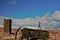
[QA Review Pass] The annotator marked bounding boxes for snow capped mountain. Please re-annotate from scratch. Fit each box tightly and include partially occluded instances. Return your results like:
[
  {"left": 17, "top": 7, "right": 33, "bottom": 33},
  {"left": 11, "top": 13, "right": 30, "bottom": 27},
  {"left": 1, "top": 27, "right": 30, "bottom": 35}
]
[{"left": 0, "top": 11, "right": 60, "bottom": 30}]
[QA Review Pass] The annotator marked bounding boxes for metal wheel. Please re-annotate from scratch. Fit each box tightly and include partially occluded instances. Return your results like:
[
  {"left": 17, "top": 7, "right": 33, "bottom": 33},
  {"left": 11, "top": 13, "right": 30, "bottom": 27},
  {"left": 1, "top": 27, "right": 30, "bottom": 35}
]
[{"left": 15, "top": 27, "right": 23, "bottom": 40}]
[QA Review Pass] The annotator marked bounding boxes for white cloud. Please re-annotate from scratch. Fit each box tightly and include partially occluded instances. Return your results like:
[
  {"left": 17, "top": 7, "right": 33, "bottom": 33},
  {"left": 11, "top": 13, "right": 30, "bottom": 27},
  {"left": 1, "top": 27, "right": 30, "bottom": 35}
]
[
  {"left": 0, "top": 16, "right": 4, "bottom": 25},
  {"left": 0, "top": 24, "right": 4, "bottom": 27},
  {"left": 9, "top": 1, "right": 16, "bottom": 5},
  {"left": 52, "top": 11, "right": 60, "bottom": 20},
  {"left": 0, "top": 11, "right": 60, "bottom": 30},
  {"left": 41, "top": 13, "right": 50, "bottom": 23}
]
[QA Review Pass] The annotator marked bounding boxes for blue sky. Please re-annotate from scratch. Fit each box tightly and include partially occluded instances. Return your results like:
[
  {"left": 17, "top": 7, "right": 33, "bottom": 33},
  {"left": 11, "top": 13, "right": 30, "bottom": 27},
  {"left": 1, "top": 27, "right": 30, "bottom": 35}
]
[{"left": 0, "top": 0, "right": 60, "bottom": 19}]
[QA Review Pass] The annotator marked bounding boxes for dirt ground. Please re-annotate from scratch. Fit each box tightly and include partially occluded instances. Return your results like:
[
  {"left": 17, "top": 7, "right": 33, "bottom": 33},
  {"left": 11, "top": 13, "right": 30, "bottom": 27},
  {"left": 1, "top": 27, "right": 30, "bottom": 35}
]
[{"left": 0, "top": 27, "right": 60, "bottom": 40}]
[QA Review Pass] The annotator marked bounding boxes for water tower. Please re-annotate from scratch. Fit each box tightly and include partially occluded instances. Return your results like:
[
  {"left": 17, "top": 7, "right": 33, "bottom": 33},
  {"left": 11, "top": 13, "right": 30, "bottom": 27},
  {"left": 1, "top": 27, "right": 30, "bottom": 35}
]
[{"left": 4, "top": 19, "right": 12, "bottom": 34}]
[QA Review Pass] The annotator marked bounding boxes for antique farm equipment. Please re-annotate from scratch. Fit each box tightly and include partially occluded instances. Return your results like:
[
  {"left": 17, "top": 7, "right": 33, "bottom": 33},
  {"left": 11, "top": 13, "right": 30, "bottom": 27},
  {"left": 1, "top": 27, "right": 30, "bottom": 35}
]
[
  {"left": 15, "top": 22, "right": 49, "bottom": 40},
  {"left": 20, "top": 28, "right": 49, "bottom": 40}
]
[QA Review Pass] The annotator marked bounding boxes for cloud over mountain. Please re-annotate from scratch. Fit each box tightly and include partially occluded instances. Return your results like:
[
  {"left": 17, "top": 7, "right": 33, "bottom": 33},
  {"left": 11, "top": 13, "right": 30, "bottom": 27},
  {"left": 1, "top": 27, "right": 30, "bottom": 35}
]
[{"left": 0, "top": 11, "right": 60, "bottom": 30}]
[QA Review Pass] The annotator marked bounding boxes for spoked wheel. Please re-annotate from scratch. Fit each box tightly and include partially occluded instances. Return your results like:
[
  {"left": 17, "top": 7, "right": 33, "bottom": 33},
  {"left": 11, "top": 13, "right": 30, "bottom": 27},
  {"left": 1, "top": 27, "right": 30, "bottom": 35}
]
[
  {"left": 15, "top": 27, "right": 22, "bottom": 40},
  {"left": 15, "top": 29, "right": 22, "bottom": 40}
]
